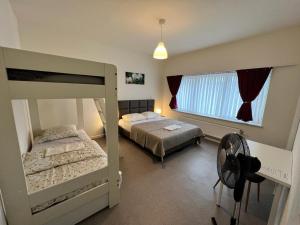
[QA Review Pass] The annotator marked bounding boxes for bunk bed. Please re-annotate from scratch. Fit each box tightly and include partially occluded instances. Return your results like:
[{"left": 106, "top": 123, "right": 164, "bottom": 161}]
[{"left": 0, "top": 47, "right": 120, "bottom": 225}]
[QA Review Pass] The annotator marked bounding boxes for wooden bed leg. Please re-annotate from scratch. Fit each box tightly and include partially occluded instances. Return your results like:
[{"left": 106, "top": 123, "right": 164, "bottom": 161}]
[{"left": 161, "top": 156, "right": 165, "bottom": 168}]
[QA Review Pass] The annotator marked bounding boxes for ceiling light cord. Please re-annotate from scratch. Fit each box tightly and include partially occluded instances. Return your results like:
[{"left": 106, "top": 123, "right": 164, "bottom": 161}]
[
  {"left": 160, "top": 23, "right": 163, "bottom": 42},
  {"left": 159, "top": 18, "right": 165, "bottom": 42}
]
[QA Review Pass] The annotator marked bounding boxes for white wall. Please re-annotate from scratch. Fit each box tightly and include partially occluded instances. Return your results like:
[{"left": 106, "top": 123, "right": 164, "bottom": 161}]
[
  {"left": 162, "top": 26, "right": 300, "bottom": 148},
  {"left": 83, "top": 99, "right": 103, "bottom": 138},
  {"left": 0, "top": 0, "right": 20, "bottom": 48},
  {"left": 19, "top": 29, "right": 164, "bottom": 101},
  {"left": 35, "top": 99, "right": 104, "bottom": 138},
  {"left": 12, "top": 100, "right": 32, "bottom": 155},
  {"left": 18, "top": 28, "right": 164, "bottom": 137},
  {"left": 0, "top": 1, "right": 21, "bottom": 224},
  {"left": 38, "top": 99, "right": 78, "bottom": 129}
]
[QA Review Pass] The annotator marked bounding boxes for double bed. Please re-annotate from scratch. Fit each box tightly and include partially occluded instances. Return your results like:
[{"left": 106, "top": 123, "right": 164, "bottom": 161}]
[{"left": 118, "top": 99, "right": 204, "bottom": 166}]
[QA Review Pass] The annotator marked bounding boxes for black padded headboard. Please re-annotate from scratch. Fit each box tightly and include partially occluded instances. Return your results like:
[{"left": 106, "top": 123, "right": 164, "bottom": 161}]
[{"left": 118, "top": 99, "right": 155, "bottom": 119}]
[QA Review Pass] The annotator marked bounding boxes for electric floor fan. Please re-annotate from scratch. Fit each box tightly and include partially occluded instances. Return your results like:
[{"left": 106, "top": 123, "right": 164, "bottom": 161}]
[{"left": 211, "top": 133, "right": 261, "bottom": 225}]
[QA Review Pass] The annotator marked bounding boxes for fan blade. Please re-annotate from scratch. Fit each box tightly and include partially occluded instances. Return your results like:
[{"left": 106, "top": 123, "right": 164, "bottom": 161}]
[
  {"left": 232, "top": 146, "right": 240, "bottom": 156},
  {"left": 225, "top": 172, "right": 233, "bottom": 183}
]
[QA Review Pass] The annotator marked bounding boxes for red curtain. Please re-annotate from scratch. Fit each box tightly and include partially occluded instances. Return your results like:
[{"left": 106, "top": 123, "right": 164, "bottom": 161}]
[
  {"left": 236, "top": 67, "right": 272, "bottom": 122},
  {"left": 167, "top": 75, "right": 183, "bottom": 109}
]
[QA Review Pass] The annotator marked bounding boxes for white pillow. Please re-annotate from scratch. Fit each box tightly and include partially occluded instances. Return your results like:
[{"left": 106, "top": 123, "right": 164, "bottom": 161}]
[
  {"left": 122, "top": 113, "right": 146, "bottom": 122},
  {"left": 141, "top": 111, "right": 160, "bottom": 119},
  {"left": 36, "top": 125, "right": 78, "bottom": 144}
]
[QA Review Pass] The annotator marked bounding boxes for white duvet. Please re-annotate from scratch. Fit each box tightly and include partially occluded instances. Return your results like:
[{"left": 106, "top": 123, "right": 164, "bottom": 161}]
[{"left": 44, "top": 141, "right": 85, "bottom": 157}]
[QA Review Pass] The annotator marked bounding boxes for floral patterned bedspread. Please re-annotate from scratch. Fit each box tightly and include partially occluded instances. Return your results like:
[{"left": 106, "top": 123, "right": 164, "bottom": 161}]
[
  {"left": 26, "top": 150, "right": 107, "bottom": 194},
  {"left": 28, "top": 155, "right": 108, "bottom": 214},
  {"left": 22, "top": 139, "right": 106, "bottom": 175},
  {"left": 22, "top": 131, "right": 109, "bottom": 214}
]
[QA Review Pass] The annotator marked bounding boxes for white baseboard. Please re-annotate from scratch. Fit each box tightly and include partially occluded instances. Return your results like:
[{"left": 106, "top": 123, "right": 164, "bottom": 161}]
[
  {"left": 204, "top": 135, "right": 221, "bottom": 143},
  {"left": 90, "top": 133, "right": 105, "bottom": 140}
]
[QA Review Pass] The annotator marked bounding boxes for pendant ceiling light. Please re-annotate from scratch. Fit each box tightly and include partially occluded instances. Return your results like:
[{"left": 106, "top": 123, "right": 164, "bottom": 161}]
[{"left": 153, "top": 18, "right": 168, "bottom": 60}]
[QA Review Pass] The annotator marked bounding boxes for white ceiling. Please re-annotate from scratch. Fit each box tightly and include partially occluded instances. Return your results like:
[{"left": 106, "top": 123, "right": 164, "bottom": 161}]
[{"left": 10, "top": 0, "right": 300, "bottom": 56}]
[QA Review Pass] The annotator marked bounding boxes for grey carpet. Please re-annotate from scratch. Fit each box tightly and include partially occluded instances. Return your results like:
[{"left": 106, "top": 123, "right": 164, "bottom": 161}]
[{"left": 78, "top": 137, "right": 274, "bottom": 225}]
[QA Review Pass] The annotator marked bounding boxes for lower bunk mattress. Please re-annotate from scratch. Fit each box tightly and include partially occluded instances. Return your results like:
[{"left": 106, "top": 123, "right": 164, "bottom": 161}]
[
  {"left": 22, "top": 130, "right": 109, "bottom": 214},
  {"left": 27, "top": 157, "right": 108, "bottom": 214}
]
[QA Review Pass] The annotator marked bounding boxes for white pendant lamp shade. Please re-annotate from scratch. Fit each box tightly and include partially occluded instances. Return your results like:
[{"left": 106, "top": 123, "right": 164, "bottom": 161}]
[
  {"left": 153, "top": 41, "right": 168, "bottom": 59},
  {"left": 153, "top": 18, "right": 168, "bottom": 60}
]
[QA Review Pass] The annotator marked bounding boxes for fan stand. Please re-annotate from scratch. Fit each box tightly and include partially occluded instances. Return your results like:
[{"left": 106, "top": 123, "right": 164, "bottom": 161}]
[
  {"left": 213, "top": 179, "right": 221, "bottom": 189},
  {"left": 211, "top": 201, "right": 242, "bottom": 225}
]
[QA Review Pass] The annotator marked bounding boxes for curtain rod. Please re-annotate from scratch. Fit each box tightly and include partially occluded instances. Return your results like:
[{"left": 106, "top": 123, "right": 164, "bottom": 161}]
[
  {"left": 175, "top": 64, "right": 298, "bottom": 77},
  {"left": 273, "top": 64, "right": 297, "bottom": 68}
]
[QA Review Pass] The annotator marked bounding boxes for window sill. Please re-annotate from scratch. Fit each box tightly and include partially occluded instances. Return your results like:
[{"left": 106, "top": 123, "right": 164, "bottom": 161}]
[{"left": 173, "top": 109, "right": 264, "bottom": 128}]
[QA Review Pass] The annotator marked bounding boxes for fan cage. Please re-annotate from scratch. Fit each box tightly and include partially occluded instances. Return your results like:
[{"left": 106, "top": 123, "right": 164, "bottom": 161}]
[{"left": 217, "top": 133, "right": 250, "bottom": 189}]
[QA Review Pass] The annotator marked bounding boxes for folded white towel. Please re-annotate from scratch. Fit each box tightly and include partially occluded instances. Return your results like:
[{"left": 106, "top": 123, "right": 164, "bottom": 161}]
[
  {"left": 164, "top": 124, "right": 182, "bottom": 131},
  {"left": 44, "top": 142, "right": 85, "bottom": 157}
]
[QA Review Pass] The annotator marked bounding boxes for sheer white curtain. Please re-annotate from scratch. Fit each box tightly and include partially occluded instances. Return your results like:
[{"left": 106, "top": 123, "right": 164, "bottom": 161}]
[{"left": 177, "top": 72, "right": 270, "bottom": 125}]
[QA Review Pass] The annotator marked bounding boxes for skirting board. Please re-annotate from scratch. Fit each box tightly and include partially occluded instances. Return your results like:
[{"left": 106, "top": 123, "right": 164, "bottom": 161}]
[
  {"left": 91, "top": 133, "right": 105, "bottom": 140},
  {"left": 204, "top": 135, "right": 221, "bottom": 143}
]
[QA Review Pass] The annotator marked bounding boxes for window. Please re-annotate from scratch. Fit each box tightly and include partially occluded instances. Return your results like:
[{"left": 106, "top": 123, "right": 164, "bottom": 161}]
[{"left": 176, "top": 72, "right": 271, "bottom": 126}]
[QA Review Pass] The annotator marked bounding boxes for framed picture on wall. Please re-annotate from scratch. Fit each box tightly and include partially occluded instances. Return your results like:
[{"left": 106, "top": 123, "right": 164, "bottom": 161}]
[{"left": 125, "top": 72, "right": 145, "bottom": 85}]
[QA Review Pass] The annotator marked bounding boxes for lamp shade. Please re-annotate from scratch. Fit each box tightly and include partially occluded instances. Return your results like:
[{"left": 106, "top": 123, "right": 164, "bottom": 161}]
[
  {"left": 153, "top": 42, "right": 168, "bottom": 59},
  {"left": 155, "top": 108, "right": 162, "bottom": 114}
]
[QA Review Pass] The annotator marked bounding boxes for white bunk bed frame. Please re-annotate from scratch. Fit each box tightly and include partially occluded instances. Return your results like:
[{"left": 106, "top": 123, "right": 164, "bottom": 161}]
[{"left": 0, "top": 47, "right": 120, "bottom": 225}]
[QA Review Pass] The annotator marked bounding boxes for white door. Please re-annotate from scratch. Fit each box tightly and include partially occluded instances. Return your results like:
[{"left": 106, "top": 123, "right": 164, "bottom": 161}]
[
  {"left": 0, "top": 190, "right": 7, "bottom": 225},
  {"left": 282, "top": 121, "right": 300, "bottom": 225}
]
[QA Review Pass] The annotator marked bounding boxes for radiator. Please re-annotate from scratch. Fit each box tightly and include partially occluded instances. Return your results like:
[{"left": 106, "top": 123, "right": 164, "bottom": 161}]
[{"left": 181, "top": 116, "right": 242, "bottom": 141}]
